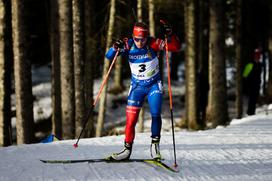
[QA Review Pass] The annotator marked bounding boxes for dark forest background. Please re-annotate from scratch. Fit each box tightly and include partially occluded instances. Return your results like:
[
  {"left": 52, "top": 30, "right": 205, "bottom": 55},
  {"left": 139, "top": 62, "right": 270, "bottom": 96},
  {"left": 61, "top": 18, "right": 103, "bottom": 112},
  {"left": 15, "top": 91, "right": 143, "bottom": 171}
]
[{"left": 0, "top": 0, "right": 272, "bottom": 146}]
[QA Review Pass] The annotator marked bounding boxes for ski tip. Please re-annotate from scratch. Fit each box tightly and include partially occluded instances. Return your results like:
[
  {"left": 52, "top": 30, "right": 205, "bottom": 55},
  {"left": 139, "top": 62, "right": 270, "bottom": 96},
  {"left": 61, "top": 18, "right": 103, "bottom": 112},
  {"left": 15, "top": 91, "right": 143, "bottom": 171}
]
[
  {"left": 73, "top": 143, "right": 78, "bottom": 148},
  {"left": 40, "top": 159, "right": 48, "bottom": 163}
]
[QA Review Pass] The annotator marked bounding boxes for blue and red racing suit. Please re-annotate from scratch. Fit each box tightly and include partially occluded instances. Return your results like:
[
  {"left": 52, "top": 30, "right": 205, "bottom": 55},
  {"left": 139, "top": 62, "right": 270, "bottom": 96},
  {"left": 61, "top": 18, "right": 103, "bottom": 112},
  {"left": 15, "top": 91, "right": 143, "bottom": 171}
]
[{"left": 105, "top": 34, "right": 181, "bottom": 144}]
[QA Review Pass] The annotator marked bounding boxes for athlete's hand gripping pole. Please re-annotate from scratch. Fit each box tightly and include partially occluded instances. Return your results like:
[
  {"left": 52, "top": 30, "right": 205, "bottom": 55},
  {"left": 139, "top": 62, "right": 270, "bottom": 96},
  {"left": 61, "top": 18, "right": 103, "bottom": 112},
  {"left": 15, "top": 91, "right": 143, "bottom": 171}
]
[
  {"left": 160, "top": 19, "right": 178, "bottom": 168},
  {"left": 73, "top": 49, "right": 120, "bottom": 148}
]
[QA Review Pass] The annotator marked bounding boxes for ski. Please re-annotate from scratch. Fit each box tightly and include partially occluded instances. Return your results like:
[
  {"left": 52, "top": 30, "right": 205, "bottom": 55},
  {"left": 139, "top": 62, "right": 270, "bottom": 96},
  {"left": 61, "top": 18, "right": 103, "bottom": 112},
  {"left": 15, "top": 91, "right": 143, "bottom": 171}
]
[
  {"left": 144, "top": 159, "right": 179, "bottom": 173},
  {"left": 40, "top": 158, "right": 179, "bottom": 173},
  {"left": 40, "top": 158, "right": 154, "bottom": 164}
]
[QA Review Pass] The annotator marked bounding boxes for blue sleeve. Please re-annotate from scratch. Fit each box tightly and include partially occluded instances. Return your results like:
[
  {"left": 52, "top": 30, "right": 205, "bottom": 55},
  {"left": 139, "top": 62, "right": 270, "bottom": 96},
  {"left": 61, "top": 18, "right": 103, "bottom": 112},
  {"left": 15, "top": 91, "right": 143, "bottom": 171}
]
[
  {"left": 106, "top": 47, "right": 129, "bottom": 60},
  {"left": 105, "top": 47, "right": 117, "bottom": 60}
]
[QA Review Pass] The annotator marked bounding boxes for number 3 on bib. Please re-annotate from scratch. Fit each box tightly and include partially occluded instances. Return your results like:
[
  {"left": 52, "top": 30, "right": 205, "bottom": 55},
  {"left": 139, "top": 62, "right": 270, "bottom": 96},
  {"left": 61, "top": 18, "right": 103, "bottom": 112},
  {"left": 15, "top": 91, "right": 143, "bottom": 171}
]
[{"left": 139, "top": 64, "right": 146, "bottom": 73}]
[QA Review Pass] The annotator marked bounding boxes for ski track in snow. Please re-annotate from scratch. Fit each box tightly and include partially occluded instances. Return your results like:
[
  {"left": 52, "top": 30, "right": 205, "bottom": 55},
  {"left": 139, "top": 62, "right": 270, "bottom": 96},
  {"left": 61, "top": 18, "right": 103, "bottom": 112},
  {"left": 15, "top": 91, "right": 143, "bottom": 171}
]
[{"left": 0, "top": 114, "right": 272, "bottom": 181}]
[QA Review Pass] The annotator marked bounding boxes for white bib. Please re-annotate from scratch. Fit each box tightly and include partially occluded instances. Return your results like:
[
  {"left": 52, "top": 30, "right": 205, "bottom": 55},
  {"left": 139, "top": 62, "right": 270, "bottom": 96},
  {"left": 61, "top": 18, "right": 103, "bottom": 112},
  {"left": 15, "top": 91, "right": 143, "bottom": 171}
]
[{"left": 129, "top": 57, "right": 159, "bottom": 80}]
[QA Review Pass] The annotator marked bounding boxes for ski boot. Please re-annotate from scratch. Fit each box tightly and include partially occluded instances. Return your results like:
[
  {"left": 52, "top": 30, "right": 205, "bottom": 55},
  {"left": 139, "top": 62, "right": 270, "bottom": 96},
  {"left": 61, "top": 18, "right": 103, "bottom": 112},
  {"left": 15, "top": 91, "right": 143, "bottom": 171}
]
[
  {"left": 150, "top": 137, "right": 161, "bottom": 161},
  {"left": 107, "top": 142, "right": 132, "bottom": 161}
]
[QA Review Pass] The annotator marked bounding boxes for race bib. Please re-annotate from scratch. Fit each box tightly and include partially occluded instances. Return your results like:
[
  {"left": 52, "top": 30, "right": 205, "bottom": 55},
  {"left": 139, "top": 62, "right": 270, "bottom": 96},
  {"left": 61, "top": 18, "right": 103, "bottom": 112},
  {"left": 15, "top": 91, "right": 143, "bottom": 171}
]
[{"left": 129, "top": 57, "right": 159, "bottom": 80}]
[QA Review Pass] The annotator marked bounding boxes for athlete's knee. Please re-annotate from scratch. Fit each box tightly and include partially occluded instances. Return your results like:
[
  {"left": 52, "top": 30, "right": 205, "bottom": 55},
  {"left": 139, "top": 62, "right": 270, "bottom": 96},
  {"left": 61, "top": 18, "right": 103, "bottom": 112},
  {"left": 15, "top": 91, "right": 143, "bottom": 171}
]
[
  {"left": 125, "top": 106, "right": 141, "bottom": 143},
  {"left": 149, "top": 97, "right": 162, "bottom": 114},
  {"left": 126, "top": 106, "right": 141, "bottom": 127}
]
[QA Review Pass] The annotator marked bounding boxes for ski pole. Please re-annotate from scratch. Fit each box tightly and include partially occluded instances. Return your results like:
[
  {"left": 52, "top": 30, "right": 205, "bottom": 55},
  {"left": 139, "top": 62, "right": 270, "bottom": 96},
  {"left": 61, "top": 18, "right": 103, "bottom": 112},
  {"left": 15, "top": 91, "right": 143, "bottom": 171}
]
[
  {"left": 74, "top": 49, "right": 120, "bottom": 148},
  {"left": 160, "top": 20, "right": 178, "bottom": 167}
]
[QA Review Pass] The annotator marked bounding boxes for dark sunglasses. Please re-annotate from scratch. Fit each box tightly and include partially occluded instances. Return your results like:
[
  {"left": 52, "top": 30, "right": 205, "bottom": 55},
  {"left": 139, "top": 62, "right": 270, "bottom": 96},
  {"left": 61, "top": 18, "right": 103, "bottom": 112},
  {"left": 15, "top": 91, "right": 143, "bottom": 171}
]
[{"left": 133, "top": 37, "right": 147, "bottom": 42}]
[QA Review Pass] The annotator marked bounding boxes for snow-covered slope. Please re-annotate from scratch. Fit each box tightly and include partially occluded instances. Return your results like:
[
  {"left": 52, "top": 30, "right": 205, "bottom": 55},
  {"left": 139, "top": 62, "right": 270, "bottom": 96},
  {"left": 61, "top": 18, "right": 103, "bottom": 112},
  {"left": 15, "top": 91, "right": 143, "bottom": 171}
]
[{"left": 0, "top": 114, "right": 272, "bottom": 181}]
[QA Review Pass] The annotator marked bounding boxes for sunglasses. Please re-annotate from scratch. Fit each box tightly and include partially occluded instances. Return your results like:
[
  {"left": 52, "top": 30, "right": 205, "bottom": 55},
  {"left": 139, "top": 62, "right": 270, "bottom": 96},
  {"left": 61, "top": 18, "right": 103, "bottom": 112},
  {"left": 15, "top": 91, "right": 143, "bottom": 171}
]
[{"left": 133, "top": 37, "right": 147, "bottom": 42}]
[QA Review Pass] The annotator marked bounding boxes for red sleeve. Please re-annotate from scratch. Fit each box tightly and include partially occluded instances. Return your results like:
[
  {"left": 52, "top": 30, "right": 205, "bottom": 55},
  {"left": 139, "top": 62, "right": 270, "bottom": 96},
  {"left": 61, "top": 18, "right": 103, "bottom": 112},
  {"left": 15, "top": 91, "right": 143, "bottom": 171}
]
[
  {"left": 149, "top": 37, "right": 164, "bottom": 52},
  {"left": 149, "top": 34, "right": 181, "bottom": 52},
  {"left": 167, "top": 34, "right": 181, "bottom": 52}
]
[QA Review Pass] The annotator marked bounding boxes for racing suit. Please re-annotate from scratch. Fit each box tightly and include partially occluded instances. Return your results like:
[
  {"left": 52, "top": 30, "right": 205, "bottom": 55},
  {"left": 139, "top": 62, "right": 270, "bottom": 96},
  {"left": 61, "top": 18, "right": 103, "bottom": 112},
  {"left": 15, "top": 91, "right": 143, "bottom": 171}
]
[{"left": 105, "top": 34, "right": 181, "bottom": 144}]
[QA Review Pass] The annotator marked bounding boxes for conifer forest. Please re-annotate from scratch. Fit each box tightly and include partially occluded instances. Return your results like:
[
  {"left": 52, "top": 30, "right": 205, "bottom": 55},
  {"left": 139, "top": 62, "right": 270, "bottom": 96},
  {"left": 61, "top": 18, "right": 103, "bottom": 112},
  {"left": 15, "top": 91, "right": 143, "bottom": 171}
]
[{"left": 0, "top": 0, "right": 272, "bottom": 146}]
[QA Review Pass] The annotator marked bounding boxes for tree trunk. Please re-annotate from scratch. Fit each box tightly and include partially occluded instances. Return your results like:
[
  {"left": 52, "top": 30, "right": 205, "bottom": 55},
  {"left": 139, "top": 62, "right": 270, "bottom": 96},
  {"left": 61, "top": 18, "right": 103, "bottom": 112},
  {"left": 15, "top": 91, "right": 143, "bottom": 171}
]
[
  {"left": 109, "top": 19, "right": 124, "bottom": 95},
  {"left": 207, "top": 0, "right": 229, "bottom": 127},
  {"left": 73, "top": 0, "right": 85, "bottom": 138},
  {"left": 235, "top": 0, "right": 243, "bottom": 118},
  {"left": 185, "top": 0, "right": 199, "bottom": 130},
  {"left": 197, "top": 0, "right": 209, "bottom": 126},
  {"left": 84, "top": 0, "right": 95, "bottom": 137},
  {"left": 137, "top": 0, "right": 149, "bottom": 133},
  {"left": 267, "top": 32, "right": 272, "bottom": 100},
  {"left": 12, "top": 0, "right": 35, "bottom": 144},
  {"left": 96, "top": 0, "right": 116, "bottom": 137},
  {"left": 137, "top": 0, "right": 143, "bottom": 22},
  {"left": 50, "top": 0, "right": 62, "bottom": 139},
  {"left": 108, "top": 57, "right": 124, "bottom": 94},
  {"left": 148, "top": 0, "right": 155, "bottom": 37},
  {"left": 58, "top": 0, "right": 75, "bottom": 139},
  {"left": 0, "top": 0, "right": 12, "bottom": 146},
  {"left": 267, "top": 4, "right": 272, "bottom": 101},
  {"left": 182, "top": 1, "right": 189, "bottom": 128}
]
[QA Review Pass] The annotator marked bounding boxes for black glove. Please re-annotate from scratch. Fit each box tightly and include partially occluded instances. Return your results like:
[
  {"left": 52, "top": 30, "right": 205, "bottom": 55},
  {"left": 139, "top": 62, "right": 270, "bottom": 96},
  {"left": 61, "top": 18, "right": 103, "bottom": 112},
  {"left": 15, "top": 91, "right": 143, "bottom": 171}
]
[
  {"left": 160, "top": 20, "right": 172, "bottom": 36},
  {"left": 113, "top": 39, "right": 124, "bottom": 50}
]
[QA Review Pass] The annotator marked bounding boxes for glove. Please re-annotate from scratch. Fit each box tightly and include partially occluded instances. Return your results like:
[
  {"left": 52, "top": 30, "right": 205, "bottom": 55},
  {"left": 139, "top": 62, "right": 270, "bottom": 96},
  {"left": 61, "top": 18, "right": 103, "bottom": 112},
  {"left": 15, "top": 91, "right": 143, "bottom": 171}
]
[
  {"left": 160, "top": 20, "right": 172, "bottom": 36},
  {"left": 113, "top": 39, "right": 124, "bottom": 50}
]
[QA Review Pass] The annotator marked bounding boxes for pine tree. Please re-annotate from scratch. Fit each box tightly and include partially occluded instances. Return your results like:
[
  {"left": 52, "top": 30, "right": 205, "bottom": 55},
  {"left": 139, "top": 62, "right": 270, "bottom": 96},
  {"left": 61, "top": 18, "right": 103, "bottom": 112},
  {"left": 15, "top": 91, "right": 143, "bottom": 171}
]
[
  {"left": 137, "top": 0, "right": 145, "bottom": 133},
  {"left": 0, "top": 0, "right": 12, "bottom": 146},
  {"left": 58, "top": 0, "right": 75, "bottom": 139},
  {"left": 83, "top": 0, "right": 95, "bottom": 137},
  {"left": 73, "top": 0, "right": 85, "bottom": 137},
  {"left": 12, "top": 0, "right": 35, "bottom": 144},
  {"left": 267, "top": 3, "right": 272, "bottom": 101},
  {"left": 50, "top": 0, "right": 62, "bottom": 139},
  {"left": 108, "top": 20, "right": 124, "bottom": 94},
  {"left": 184, "top": 0, "right": 200, "bottom": 130},
  {"left": 197, "top": 0, "right": 209, "bottom": 126},
  {"left": 137, "top": 0, "right": 143, "bottom": 22},
  {"left": 267, "top": 36, "right": 272, "bottom": 100},
  {"left": 96, "top": 0, "right": 116, "bottom": 137},
  {"left": 207, "top": 0, "right": 229, "bottom": 127},
  {"left": 148, "top": 0, "right": 155, "bottom": 37},
  {"left": 235, "top": 0, "right": 243, "bottom": 118}
]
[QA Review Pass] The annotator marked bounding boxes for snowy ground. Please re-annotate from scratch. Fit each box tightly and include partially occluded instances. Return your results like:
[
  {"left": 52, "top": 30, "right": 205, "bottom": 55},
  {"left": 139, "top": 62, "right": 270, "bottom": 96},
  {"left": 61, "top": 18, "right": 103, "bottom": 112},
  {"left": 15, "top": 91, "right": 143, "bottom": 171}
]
[
  {"left": 0, "top": 113, "right": 272, "bottom": 181},
  {"left": 6, "top": 65, "right": 272, "bottom": 180}
]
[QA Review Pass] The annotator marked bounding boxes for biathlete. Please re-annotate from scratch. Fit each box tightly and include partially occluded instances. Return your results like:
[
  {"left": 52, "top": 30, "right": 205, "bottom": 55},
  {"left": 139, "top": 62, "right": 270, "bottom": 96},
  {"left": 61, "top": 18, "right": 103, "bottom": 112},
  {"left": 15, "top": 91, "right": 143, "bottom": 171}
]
[{"left": 105, "top": 21, "right": 181, "bottom": 161}]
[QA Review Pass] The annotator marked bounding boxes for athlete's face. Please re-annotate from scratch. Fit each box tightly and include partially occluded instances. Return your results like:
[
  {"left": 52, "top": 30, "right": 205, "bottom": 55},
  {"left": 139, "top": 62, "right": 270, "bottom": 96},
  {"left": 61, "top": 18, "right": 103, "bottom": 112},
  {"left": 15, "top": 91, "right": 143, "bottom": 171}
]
[{"left": 133, "top": 36, "right": 147, "bottom": 49}]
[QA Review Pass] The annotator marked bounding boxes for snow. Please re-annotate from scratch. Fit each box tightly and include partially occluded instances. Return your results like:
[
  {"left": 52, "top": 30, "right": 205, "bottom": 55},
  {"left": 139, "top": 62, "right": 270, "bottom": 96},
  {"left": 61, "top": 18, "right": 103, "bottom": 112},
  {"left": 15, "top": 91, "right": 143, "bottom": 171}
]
[
  {"left": 1, "top": 113, "right": 272, "bottom": 181},
  {"left": 5, "top": 64, "right": 272, "bottom": 180}
]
